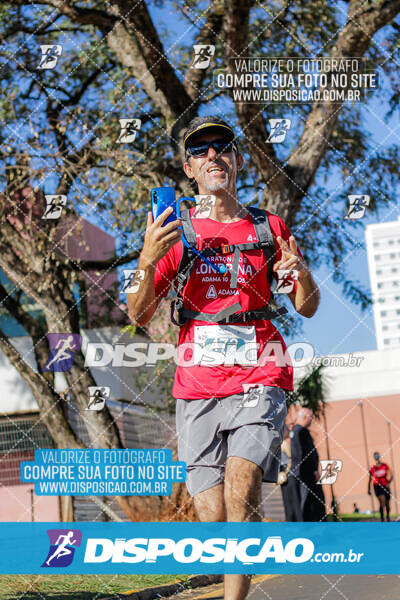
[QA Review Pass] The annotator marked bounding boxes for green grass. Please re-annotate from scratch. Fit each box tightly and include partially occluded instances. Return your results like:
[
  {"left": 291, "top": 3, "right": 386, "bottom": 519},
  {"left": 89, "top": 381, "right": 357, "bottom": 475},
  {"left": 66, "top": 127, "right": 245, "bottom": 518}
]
[
  {"left": 329, "top": 512, "right": 399, "bottom": 522},
  {"left": 338, "top": 513, "right": 378, "bottom": 521},
  {"left": 0, "top": 574, "right": 188, "bottom": 600}
]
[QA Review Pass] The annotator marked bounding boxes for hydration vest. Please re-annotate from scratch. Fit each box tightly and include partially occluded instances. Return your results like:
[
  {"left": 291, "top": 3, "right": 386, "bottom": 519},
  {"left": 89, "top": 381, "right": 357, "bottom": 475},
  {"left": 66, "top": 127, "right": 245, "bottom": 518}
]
[{"left": 170, "top": 206, "right": 288, "bottom": 326}]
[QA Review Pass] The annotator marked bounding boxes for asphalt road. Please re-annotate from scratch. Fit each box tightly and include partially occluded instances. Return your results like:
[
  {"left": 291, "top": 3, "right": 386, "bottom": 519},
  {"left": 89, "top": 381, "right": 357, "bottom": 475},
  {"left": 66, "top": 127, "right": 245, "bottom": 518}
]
[
  {"left": 180, "top": 574, "right": 400, "bottom": 600},
  {"left": 249, "top": 574, "right": 400, "bottom": 600}
]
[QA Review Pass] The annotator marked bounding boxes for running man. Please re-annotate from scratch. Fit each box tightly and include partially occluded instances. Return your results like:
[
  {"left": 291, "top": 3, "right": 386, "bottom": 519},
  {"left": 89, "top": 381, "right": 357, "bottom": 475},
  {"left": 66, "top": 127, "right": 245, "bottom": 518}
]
[
  {"left": 128, "top": 116, "right": 320, "bottom": 600},
  {"left": 368, "top": 451, "right": 392, "bottom": 521},
  {"left": 46, "top": 531, "right": 77, "bottom": 566}
]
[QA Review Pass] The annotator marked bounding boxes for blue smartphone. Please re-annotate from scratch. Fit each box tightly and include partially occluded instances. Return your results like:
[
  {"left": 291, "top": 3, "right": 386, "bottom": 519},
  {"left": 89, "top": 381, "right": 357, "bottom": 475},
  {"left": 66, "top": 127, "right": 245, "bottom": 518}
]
[{"left": 151, "top": 186, "right": 178, "bottom": 227}]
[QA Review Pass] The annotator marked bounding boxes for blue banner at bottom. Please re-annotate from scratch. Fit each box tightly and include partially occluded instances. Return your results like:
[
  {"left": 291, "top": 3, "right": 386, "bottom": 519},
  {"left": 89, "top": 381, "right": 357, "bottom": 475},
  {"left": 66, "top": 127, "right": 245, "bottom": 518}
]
[{"left": 0, "top": 522, "right": 398, "bottom": 574}]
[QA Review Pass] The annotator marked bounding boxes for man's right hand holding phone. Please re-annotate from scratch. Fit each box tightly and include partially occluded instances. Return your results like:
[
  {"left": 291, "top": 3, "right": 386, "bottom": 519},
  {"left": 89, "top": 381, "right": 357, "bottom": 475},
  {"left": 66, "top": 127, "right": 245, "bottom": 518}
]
[
  {"left": 141, "top": 207, "right": 182, "bottom": 267},
  {"left": 127, "top": 207, "right": 181, "bottom": 326}
]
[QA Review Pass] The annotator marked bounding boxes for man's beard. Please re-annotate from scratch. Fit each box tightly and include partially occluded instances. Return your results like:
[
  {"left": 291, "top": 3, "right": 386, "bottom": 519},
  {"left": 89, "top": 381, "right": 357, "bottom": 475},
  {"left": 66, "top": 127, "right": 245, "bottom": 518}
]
[{"left": 200, "top": 169, "right": 230, "bottom": 192}]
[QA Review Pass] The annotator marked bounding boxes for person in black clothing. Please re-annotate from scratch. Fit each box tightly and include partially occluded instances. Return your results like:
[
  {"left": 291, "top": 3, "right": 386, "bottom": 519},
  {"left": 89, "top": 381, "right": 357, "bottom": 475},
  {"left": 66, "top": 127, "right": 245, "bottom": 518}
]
[
  {"left": 279, "top": 425, "right": 293, "bottom": 520},
  {"left": 286, "top": 408, "right": 326, "bottom": 521}
]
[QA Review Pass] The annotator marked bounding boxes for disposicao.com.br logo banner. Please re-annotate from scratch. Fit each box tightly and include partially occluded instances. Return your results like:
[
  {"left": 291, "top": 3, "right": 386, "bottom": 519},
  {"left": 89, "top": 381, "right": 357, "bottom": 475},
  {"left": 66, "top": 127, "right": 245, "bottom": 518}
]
[{"left": 0, "top": 523, "right": 398, "bottom": 574}]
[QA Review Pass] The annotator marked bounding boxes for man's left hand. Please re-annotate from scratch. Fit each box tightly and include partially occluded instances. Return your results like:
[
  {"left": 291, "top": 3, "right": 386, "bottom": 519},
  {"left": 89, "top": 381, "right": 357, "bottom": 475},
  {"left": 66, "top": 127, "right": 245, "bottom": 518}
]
[{"left": 274, "top": 236, "right": 310, "bottom": 282}]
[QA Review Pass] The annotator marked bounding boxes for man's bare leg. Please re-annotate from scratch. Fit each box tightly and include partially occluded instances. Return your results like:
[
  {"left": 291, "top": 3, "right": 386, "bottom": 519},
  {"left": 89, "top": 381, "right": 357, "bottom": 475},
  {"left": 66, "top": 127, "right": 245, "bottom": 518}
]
[
  {"left": 193, "top": 484, "right": 226, "bottom": 598},
  {"left": 224, "top": 457, "right": 263, "bottom": 600},
  {"left": 193, "top": 483, "right": 226, "bottom": 521}
]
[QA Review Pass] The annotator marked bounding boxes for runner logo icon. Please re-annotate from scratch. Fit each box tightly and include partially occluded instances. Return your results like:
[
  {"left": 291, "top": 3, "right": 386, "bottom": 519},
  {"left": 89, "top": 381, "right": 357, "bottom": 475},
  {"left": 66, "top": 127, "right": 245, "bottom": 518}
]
[
  {"left": 42, "top": 195, "right": 67, "bottom": 219},
  {"left": 42, "top": 529, "right": 82, "bottom": 568},
  {"left": 117, "top": 119, "right": 142, "bottom": 143},
  {"left": 191, "top": 45, "right": 215, "bottom": 69},
  {"left": 193, "top": 194, "right": 216, "bottom": 219},
  {"left": 318, "top": 460, "right": 343, "bottom": 485},
  {"left": 86, "top": 386, "right": 110, "bottom": 411},
  {"left": 241, "top": 384, "right": 264, "bottom": 407},
  {"left": 38, "top": 45, "right": 62, "bottom": 69},
  {"left": 42, "top": 334, "right": 81, "bottom": 372},
  {"left": 267, "top": 118, "right": 291, "bottom": 143},
  {"left": 275, "top": 269, "right": 298, "bottom": 294},
  {"left": 344, "top": 195, "right": 370, "bottom": 220},
  {"left": 122, "top": 269, "right": 145, "bottom": 294}
]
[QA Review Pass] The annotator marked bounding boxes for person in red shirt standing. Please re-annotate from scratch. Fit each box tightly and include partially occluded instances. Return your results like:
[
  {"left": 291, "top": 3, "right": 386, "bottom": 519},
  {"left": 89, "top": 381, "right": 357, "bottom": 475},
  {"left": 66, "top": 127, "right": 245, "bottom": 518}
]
[
  {"left": 368, "top": 451, "right": 392, "bottom": 522},
  {"left": 128, "top": 116, "right": 320, "bottom": 600}
]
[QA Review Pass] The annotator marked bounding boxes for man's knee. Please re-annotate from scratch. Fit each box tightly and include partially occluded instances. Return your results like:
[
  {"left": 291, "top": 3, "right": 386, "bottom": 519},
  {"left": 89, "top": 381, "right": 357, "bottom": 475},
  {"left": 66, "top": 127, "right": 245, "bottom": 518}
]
[
  {"left": 225, "top": 456, "right": 263, "bottom": 520},
  {"left": 193, "top": 483, "right": 226, "bottom": 521}
]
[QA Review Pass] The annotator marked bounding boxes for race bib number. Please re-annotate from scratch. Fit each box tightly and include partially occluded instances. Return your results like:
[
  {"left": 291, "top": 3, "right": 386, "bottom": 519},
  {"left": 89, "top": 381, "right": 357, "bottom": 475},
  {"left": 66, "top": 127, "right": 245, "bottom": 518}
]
[{"left": 194, "top": 324, "right": 257, "bottom": 366}]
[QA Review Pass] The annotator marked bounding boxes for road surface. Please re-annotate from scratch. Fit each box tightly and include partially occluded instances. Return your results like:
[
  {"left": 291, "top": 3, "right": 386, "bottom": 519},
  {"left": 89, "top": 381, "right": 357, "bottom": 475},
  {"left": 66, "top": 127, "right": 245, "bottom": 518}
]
[{"left": 172, "top": 574, "right": 400, "bottom": 600}]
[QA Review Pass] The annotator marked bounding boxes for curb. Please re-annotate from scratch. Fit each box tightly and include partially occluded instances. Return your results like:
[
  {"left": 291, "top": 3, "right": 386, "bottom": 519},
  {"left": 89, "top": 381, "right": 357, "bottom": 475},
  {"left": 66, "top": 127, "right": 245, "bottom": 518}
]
[{"left": 103, "top": 575, "right": 224, "bottom": 600}]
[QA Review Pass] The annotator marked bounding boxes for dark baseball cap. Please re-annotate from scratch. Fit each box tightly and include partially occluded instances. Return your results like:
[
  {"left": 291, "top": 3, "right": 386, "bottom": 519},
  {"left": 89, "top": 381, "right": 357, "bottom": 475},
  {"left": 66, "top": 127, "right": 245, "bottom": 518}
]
[{"left": 183, "top": 116, "right": 236, "bottom": 149}]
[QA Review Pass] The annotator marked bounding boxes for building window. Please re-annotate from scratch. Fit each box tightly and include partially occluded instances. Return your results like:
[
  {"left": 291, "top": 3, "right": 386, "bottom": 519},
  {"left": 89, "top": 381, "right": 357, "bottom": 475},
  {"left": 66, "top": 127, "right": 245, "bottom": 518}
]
[
  {"left": 392, "top": 268, "right": 397, "bottom": 273},
  {"left": 390, "top": 253, "right": 396, "bottom": 258},
  {"left": 384, "top": 339, "right": 390, "bottom": 345},
  {"left": 377, "top": 283, "right": 383, "bottom": 289},
  {"left": 381, "top": 311, "right": 387, "bottom": 316},
  {"left": 389, "top": 240, "right": 394, "bottom": 245},
  {"left": 383, "top": 326, "right": 388, "bottom": 331},
  {"left": 373, "top": 242, "right": 379, "bottom": 248},
  {"left": 375, "top": 255, "right": 381, "bottom": 261}
]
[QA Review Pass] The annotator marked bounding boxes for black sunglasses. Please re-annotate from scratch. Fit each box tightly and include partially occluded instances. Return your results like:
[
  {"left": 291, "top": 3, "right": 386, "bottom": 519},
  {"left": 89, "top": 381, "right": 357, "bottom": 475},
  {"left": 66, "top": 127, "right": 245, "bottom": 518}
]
[{"left": 186, "top": 140, "right": 236, "bottom": 158}]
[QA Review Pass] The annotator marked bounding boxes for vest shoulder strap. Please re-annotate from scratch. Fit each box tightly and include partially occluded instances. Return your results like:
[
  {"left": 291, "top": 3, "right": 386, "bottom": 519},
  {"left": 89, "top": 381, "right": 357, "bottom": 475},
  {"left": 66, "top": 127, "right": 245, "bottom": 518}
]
[
  {"left": 247, "top": 206, "right": 276, "bottom": 285},
  {"left": 181, "top": 208, "right": 197, "bottom": 246},
  {"left": 175, "top": 209, "right": 196, "bottom": 297}
]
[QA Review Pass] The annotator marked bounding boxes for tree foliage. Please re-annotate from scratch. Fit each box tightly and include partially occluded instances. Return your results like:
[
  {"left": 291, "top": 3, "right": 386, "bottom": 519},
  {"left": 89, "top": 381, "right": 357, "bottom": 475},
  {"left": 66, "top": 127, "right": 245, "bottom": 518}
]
[{"left": 287, "top": 364, "right": 327, "bottom": 420}]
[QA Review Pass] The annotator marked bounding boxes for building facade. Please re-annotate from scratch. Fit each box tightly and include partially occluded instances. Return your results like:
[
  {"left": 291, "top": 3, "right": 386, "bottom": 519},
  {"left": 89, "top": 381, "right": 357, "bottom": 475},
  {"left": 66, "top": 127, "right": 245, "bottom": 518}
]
[{"left": 365, "top": 216, "right": 400, "bottom": 350}]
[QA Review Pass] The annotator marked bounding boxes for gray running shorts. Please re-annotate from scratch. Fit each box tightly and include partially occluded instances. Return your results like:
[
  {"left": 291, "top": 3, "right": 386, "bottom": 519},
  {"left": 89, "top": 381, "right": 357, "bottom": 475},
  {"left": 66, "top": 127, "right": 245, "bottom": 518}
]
[{"left": 176, "top": 385, "right": 287, "bottom": 497}]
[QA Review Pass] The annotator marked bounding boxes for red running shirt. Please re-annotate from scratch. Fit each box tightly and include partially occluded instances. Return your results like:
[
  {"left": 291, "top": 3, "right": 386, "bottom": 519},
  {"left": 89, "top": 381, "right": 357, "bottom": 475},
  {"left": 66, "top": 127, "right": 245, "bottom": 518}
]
[
  {"left": 370, "top": 463, "right": 390, "bottom": 486},
  {"left": 154, "top": 208, "right": 302, "bottom": 400}
]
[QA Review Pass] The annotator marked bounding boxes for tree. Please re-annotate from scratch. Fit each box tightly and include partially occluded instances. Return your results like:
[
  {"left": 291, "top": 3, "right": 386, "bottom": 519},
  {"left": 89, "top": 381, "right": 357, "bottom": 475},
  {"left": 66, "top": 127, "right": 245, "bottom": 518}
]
[
  {"left": 0, "top": 0, "right": 399, "bottom": 520},
  {"left": 287, "top": 364, "right": 327, "bottom": 419}
]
